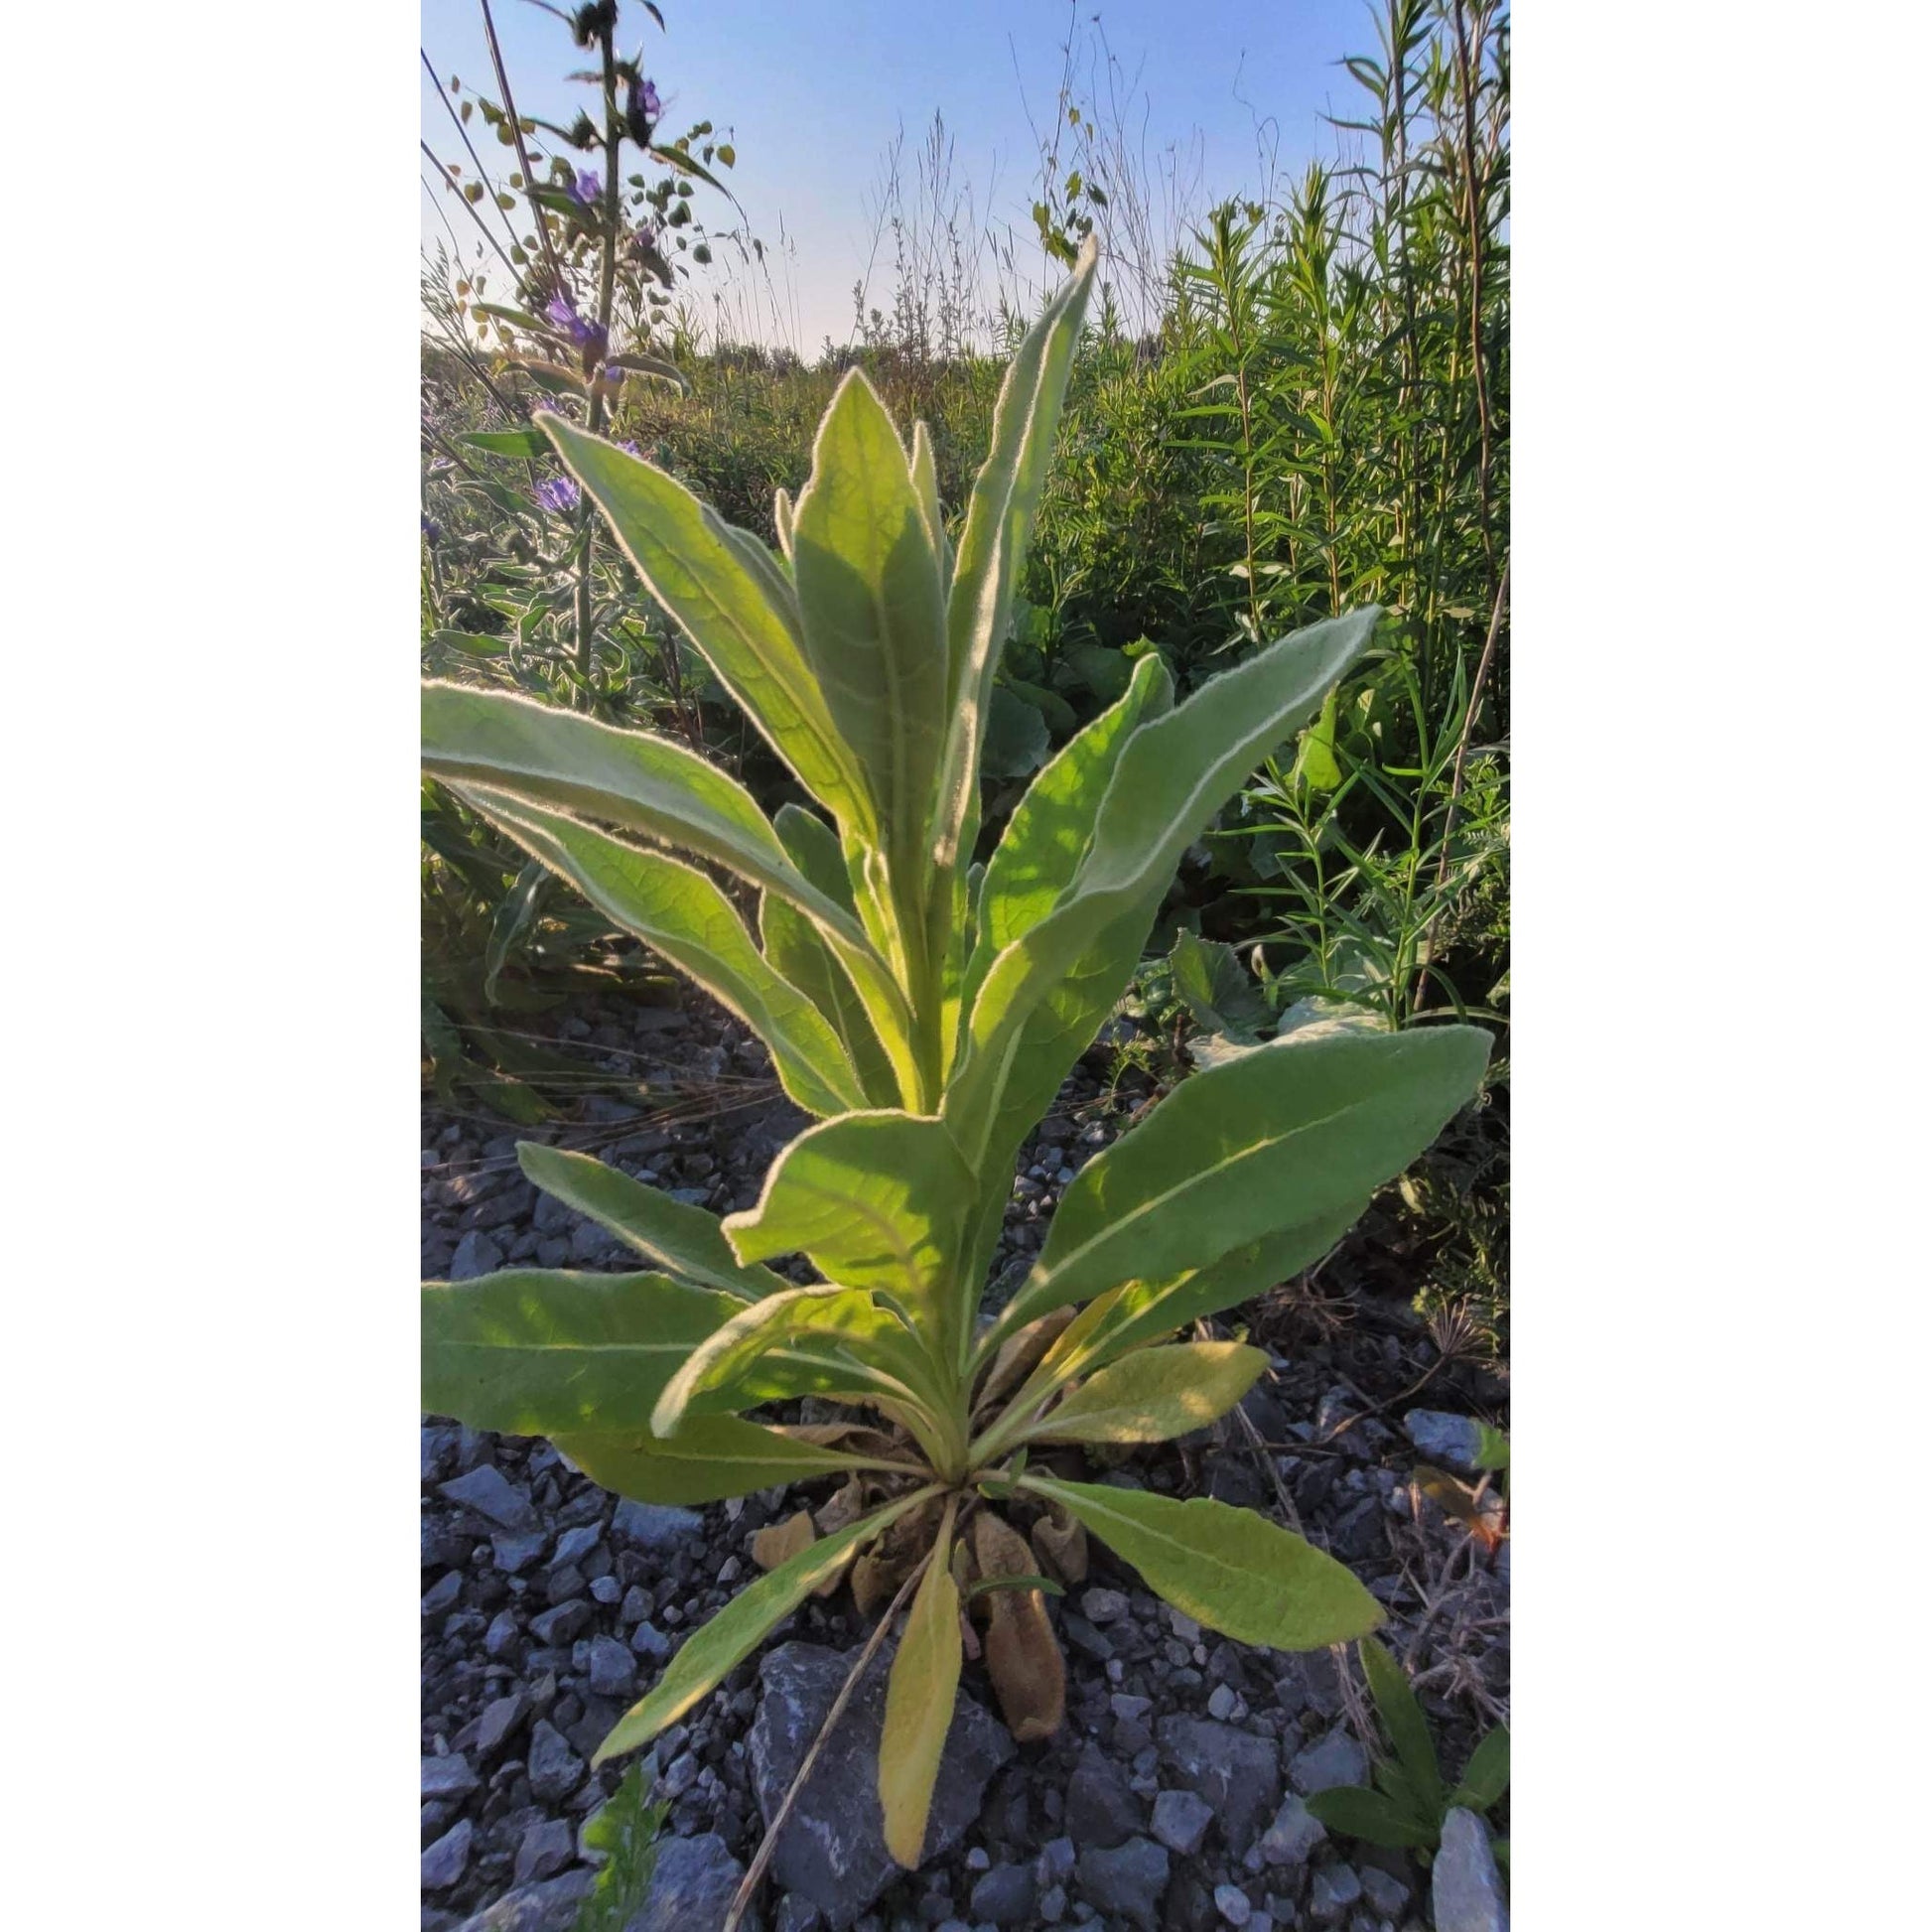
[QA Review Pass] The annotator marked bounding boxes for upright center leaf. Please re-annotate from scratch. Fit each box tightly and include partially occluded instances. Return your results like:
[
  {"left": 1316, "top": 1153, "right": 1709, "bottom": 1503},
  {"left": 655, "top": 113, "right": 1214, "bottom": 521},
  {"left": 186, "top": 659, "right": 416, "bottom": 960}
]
[{"left": 791, "top": 370, "right": 950, "bottom": 975}]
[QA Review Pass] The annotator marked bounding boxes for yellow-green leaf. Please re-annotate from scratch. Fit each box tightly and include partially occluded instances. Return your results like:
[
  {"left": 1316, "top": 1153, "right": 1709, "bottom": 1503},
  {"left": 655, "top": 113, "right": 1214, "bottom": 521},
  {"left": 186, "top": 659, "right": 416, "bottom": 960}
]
[
  {"left": 422, "top": 1270, "right": 743, "bottom": 1435},
  {"left": 555, "top": 1415, "right": 911, "bottom": 1507},
  {"left": 1024, "top": 1473, "right": 1383, "bottom": 1651},
  {"left": 1034, "top": 1342, "right": 1267, "bottom": 1445},
  {"left": 596, "top": 1488, "right": 935, "bottom": 1764},
  {"left": 880, "top": 1511, "right": 961, "bottom": 1866},
  {"left": 515, "top": 1144, "right": 786, "bottom": 1299}
]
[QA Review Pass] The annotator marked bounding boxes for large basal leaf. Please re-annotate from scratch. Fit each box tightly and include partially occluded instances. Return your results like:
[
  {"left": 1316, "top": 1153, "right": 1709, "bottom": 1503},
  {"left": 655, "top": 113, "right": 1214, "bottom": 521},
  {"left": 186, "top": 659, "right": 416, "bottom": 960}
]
[
  {"left": 999, "top": 1022, "right": 1490, "bottom": 1336},
  {"left": 791, "top": 369, "right": 948, "bottom": 905},
  {"left": 422, "top": 1269, "right": 745, "bottom": 1435},
  {"left": 650, "top": 1285, "right": 938, "bottom": 1436},
  {"left": 949, "top": 609, "right": 1379, "bottom": 1172},
  {"left": 537, "top": 414, "right": 876, "bottom": 839},
  {"left": 880, "top": 1508, "right": 962, "bottom": 1866},
  {"left": 1033, "top": 1342, "right": 1268, "bottom": 1445},
  {"left": 1023, "top": 1473, "right": 1383, "bottom": 1650},
  {"left": 931, "top": 235, "right": 1099, "bottom": 878},
  {"left": 596, "top": 1488, "right": 936, "bottom": 1765},
  {"left": 723, "top": 1112, "right": 979, "bottom": 1371},
  {"left": 459, "top": 785, "right": 866, "bottom": 1117},
  {"left": 555, "top": 1415, "right": 914, "bottom": 1507},
  {"left": 517, "top": 1143, "right": 786, "bottom": 1298}
]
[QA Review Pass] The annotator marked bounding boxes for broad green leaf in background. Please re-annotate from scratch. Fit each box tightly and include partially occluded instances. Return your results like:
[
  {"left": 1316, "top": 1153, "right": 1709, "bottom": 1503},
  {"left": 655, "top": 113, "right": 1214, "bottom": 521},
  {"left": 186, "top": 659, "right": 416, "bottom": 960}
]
[
  {"left": 791, "top": 369, "right": 948, "bottom": 904},
  {"left": 997, "top": 1022, "right": 1489, "bottom": 1338},
  {"left": 460, "top": 428, "right": 552, "bottom": 458},
  {"left": 979, "top": 685, "right": 1051, "bottom": 779},
  {"left": 515, "top": 1144, "right": 787, "bottom": 1299},
  {"left": 537, "top": 415, "right": 875, "bottom": 839},
  {"left": 880, "top": 1507, "right": 961, "bottom": 1866},
  {"left": 1362, "top": 1635, "right": 1446, "bottom": 1818},
  {"left": 461, "top": 786, "right": 866, "bottom": 1116},
  {"left": 723, "top": 1113, "right": 979, "bottom": 1368},
  {"left": 556, "top": 1415, "right": 918, "bottom": 1506},
  {"left": 422, "top": 1270, "right": 745, "bottom": 1435},
  {"left": 1023, "top": 1474, "right": 1383, "bottom": 1650},
  {"left": 1169, "top": 930, "right": 1272, "bottom": 1043},
  {"left": 1033, "top": 1342, "right": 1267, "bottom": 1445},
  {"left": 596, "top": 1488, "right": 937, "bottom": 1764},
  {"left": 650, "top": 1285, "right": 940, "bottom": 1436}
]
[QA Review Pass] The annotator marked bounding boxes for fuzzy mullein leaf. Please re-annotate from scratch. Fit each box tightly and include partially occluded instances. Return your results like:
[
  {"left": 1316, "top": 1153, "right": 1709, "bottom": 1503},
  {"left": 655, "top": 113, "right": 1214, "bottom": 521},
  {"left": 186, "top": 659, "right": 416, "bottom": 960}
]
[
  {"left": 457, "top": 787, "right": 866, "bottom": 1117},
  {"left": 880, "top": 1511, "right": 962, "bottom": 1866},
  {"left": 933, "top": 234, "right": 1099, "bottom": 876},
  {"left": 1448, "top": 1725, "right": 1510, "bottom": 1815},
  {"left": 997, "top": 1023, "right": 1490, "bottom": 1340},
  {"left": 422, "top": 683, "right": 918, "bottom": 1098},
  {"left": 515, "top": 1145, "right": 788, "bottom": 1300},
  {"left": 972, "top": 1513, "right": 1065, "bottom": 1743},
  {"left": 1303, "top": 1784, "right": 1439, "bottom": 1850},
  {"left": 535, "top": 415, "right": 875, "bottom": 840},
  {"left": 723, "top": 1112, "right": 979, "bottom": 1370},
  {"left": 556, "top": 1416, "right": 910, "bottom": 1508},
  {"left": 1361, "top": 1636, "right": 1446, "bottom": 1819},
  {"left": 791, "top": 369, "right": 948, "bottom": 908},
  {"left": 1033, "top": 1342, "right": 1268, "bottom": 1445},
  {"left": 421, "top": 1270, "right": 745, "bottom": 1435},
  {"left": 1024, "top": 1474, "right": 1383, "bottom": 1651},
  {"left": 650, "top": 1286, "right": 936, "bottom": 1435},
  {"left": 762, "top": 803, "right": 901, "bottom": 1106},
  {"left": 596, "top": 1489, "right": 936, "bottom": 1765},
  {"left": 948, "top": 609, "right": 1378, "bottom": 1176}
]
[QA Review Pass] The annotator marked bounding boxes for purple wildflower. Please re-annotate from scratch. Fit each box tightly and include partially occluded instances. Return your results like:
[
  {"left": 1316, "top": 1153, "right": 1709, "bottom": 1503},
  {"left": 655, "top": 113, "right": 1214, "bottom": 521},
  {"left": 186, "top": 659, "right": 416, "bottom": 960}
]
[
  {"left": 617, "top": 439, "right": 641, "bottom": 457},
  {"left": 629, "top": 220, "right": 660, "bottom": 258},
  {"left": 421, "top": 515, "right": 441, "bottom": 545},
  {"left": 568, "top": 169, "right": 603, "bottom": 207},
  {"left": 624, "top": 75, "right": 661, "bottom": 143},
  {"left": 543, "top": 291, "right": 609, "bottom": 361},
  {"left": 534, "top": 476, "right": 582, "bottom": 514}
]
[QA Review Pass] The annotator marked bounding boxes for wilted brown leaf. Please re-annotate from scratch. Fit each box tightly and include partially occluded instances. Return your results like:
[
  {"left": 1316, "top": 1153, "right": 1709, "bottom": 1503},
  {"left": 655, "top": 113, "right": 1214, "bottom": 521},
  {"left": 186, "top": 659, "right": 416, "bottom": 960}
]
[
  {"left": 1030, "top": 1505, "right": 1089, "bottom": 1587},
  {"left": 972, "top": 1511, "right": 1066, "bottom": 1742}
]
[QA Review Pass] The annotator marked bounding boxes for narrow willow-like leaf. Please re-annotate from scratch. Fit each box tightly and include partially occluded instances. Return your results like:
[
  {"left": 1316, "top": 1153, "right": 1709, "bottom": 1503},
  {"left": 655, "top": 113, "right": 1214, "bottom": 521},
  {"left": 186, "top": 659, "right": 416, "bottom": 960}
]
[
  {"left": 999, "top": 1023, "right": 1489, "bottom": 1337},
  {"left": 950, "top": 609, "right": 1379, "bottom": 1170},
  {"left": 1448, "top": 1725, "right": 1510, "bottom": 1815},
  {"left": 516, "top": 1144, "right": 788, "bottom": 1299},
  {"left": 932, "top": 234, "right": 1099, "bottom": 876},
  {"left": 880, "top": 1507, "right": 961, "bottom": 1866},
  {"left": 1032, "top": 1342, "right": 1267, "bottom": 1445},
  {"left": 791, "top": 369, "right": 948, "bottom": 905},
  {"left": 650, "top": 1285, "right": 937, "bottom": 1436},
  {"left": 1303, "top": 1784, "right": 1438, "bottom": 1850},
  {"left": 555, "top": 1415, "right": 912, "bottom": 1507},
  {"left": 460, "top": 785, "right": 865, "bottom": 1117},
  {"left": 596, "top": 1488, "right": 936, "bottom": 1765},
  {"left": 537, "top": 414, "right": 875, "bottom": 838},
  {"left": 1023, "top": 1473, "right": 1383, "bottom": 1650},
  {"left": 422, "top": 1270, "right": 744, "bottom": 1435},
  {"left": 723, "top": 1112, "right": 979, "bottom": 1370},
  {"left": 1361, "top": 1635, "right": 1446, "bottom": 1817}
]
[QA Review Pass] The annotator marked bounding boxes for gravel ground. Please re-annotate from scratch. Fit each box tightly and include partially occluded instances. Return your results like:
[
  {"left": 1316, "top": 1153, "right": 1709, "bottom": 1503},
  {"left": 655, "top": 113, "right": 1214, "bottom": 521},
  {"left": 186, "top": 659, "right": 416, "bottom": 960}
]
[{"left": 422, "top": 993, "right": 1509, "bottom": 1932}]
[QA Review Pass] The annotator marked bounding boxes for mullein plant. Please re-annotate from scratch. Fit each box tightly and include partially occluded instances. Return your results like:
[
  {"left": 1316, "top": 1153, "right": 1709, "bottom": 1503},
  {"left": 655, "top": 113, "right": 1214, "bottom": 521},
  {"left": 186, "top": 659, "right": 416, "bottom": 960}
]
[{"left": 421, "top": 238, "right": 1490, "bottom": 1867}]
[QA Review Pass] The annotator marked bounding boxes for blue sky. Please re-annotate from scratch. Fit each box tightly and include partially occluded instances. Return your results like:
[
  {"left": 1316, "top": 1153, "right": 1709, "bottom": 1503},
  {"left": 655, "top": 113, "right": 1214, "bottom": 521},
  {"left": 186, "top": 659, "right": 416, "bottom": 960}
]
[{"left": 421, "top": 0, "right": 1382, "bottom": 348}]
